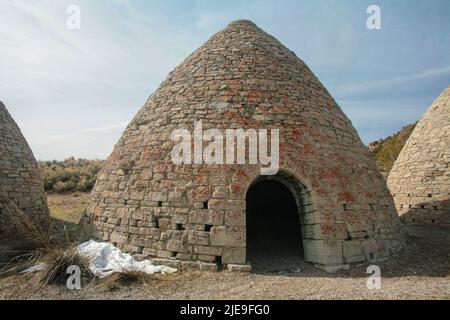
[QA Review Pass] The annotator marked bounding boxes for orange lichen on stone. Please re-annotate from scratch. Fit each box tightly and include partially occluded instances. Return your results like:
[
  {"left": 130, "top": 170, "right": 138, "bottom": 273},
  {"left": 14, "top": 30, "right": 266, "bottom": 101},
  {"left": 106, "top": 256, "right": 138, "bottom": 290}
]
[
  {"left": 339, "top": 192, "right": 356, "bottom": 203},
  {"left": 82, "top": 20, "right": 404, "bottom": 269}
]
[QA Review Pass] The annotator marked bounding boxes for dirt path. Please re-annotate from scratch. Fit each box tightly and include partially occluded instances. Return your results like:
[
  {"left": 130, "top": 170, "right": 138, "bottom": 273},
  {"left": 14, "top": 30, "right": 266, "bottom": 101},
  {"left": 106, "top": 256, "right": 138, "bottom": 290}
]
[{"left": 0, "top": 224, "right": 449, "bottom": 300}]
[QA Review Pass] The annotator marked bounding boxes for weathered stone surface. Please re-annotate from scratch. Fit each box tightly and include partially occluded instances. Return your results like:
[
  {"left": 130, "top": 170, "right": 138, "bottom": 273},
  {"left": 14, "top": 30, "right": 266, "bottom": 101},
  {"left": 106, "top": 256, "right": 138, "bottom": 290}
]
[
  {"left": 199, "top": 262, "right": 219, "bottom": 272},
  {"left": 166, "top": 239, "right": 189, "bottom": 253},
  {"left": 210, "top": 226, "right": 245, "bottom": 247},
  {"left": 0, "top": 102, "right": 49, "bottom": 237},
  {"left": 304, "top": 240, "right": 344, "bottom": 265},
  {"left": 193, "top": 245, "right": 222, "bottom": 256},
  {"left": 83, "top": 20, "right": 404, "bottom": 269},
  {"left": 110, "top": 232, "right": 128, "bottom": 244},
  {"left": 152, "top": 258, "right": 181, "bottom": 269},
  {"left": 222, "top": 247, "right": 246, "bottom": 264},
  {"left": 388, "top": 86, "right": 450, "bottom": 225},
  {"left": 180, "top": 261, "right": 201, "bottom": 270},
  {"left": 189, "top": 210, "right": 224, "bottom": 225},
  {"left": 184, "top": 230, "right": 209, "bottom": 246},
  {"left": 225, "top": 211, "right": 245, "bottom": 226},
  {"left": 198, "top": 254, "right": 216, "bottom": 262},
  {"left": 227, "top": 264, "right": 252, "bottom": 272},
  {"left": 319, "top": 264, "right": 350, "bottom": 273},
  {"left": 157, "top": 218, "right": 170, "bottom": 232},
  {"left": 343, "top": 240, "right": 366, "bottom": 263}
]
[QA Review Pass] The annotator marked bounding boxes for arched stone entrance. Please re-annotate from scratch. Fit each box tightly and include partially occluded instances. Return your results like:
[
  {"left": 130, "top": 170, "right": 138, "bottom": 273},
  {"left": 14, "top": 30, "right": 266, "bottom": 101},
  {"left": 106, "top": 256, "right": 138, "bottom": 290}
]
[{"left": 246, "top": 174, "right": 306, "bottom": 271}]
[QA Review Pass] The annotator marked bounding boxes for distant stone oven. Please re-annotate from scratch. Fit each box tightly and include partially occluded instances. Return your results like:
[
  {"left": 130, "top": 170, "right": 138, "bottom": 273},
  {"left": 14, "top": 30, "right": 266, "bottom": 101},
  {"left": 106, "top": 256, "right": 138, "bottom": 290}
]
[
  {"left": 388, "top": 86, "right": 450, "bottom": 225},
  {"left": 0, "top": 102, "right": 49, "bottom": 236},
  {"left": 82, "top": 20, "right": 403, "bottom": 271}
]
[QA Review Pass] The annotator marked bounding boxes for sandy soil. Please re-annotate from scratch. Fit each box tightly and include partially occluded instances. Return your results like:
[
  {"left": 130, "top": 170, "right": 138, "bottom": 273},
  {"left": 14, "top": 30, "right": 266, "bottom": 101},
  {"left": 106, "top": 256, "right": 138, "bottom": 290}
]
[
  {"left": 46, "top": 192, "right": 90, "bottom": 224},
  {"left": 0, "top": 224, "right": 448, "bottom": 300}
]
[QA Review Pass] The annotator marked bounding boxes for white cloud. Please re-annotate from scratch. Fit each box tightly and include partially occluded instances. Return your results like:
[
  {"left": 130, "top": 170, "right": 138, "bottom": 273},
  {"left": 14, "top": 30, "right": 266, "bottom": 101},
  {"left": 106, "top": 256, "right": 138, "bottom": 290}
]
[
  {"left": 330, "top": 66, "right": 450, "bottom": 95},
  {"left": 47, "top": 122, "right": 128, "bottom": 141},
  {"left": 0, "top": 0, "right": 201, "bottom": 160},
  {"left": 1, "top": 1, "right": 448, "bottom": 159}
]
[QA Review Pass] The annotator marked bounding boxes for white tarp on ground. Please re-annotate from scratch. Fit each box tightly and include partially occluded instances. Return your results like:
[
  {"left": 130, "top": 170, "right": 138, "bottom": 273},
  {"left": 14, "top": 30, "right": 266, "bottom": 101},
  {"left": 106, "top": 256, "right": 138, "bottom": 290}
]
[{"left": 77, "top": 240, "right": 177, "bottom": 278}]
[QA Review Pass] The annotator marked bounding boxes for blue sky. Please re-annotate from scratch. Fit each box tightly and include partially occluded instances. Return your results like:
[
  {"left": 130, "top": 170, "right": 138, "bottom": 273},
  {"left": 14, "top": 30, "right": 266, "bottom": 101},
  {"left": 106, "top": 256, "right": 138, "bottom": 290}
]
[{"left": 1, "top": 0, "right": 449, "bottom": 160}]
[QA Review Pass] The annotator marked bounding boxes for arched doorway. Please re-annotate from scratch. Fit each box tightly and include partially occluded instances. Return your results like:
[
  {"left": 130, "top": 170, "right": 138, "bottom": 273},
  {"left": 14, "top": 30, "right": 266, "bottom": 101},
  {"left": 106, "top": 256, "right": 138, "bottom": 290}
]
[{"left": 246, "top": 177, "right": 304, "bottom": 272}]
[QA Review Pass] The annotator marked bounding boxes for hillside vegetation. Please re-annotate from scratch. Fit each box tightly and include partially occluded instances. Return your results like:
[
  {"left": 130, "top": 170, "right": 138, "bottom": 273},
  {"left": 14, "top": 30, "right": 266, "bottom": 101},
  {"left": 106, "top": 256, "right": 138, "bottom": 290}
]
[
  {"left": 368, "top": 123, "right": 416, "bottom": 177},
  {"left": 39, "top": 158, "right": 105, "bottom": 194}
]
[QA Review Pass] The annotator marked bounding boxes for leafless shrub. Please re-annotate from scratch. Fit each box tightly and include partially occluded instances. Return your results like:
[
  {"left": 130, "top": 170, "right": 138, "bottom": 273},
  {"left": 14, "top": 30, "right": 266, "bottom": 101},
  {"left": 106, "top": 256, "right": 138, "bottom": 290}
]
[
  {"left": 39, "top": 246, "right": 93, "bottom": 285},
  {"left": 0, "top": 192, "right": 53, "bottom": 248}
]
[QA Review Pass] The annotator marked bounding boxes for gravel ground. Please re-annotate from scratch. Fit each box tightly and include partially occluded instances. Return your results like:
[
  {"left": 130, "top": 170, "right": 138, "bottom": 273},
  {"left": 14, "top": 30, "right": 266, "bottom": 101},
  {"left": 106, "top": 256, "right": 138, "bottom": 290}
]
[{"left": 0, "top": 224, "right": 449, "bottom": 300}]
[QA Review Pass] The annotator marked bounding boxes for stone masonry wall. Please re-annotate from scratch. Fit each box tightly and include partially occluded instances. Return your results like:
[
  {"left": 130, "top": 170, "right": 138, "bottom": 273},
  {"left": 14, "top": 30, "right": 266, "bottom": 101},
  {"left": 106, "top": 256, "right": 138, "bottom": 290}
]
[
  {"left": 83, "top": 20, "right": 404, "bottom": 270},
  {"left": 0, "top": 102, "right": 49, "bottom": 235},
  {"left": 388, "top": 86, "right": 450, "bottom": 225}
]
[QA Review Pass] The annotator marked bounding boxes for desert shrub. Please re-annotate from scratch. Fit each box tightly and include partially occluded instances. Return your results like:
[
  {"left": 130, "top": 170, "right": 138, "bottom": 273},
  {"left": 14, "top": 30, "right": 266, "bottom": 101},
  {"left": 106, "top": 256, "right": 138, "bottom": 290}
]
[
  {"left": 39, "top": 158, "right": 105, "bottom": 194},
  {"left": 40, "top": 246, "right": 92, "bottom": 285},
  {"left": 53, "top": 181, "right": 78, "bottom": 193},
  {"left": 0, "top": 190, "right": 52, "bottom": 248}
]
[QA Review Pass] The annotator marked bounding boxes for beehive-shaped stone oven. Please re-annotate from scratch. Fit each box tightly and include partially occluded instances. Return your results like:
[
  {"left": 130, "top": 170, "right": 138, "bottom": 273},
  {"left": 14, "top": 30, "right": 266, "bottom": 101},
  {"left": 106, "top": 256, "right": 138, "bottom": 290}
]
[
  {"left": 388, "top": 86, "right": 450, "bottom": 225},
  {"left": 83, "top": 20, "right": 403, "bottom": 270},
  {"left": 0, "top": 102, "right": 49, "bottom": 236}
]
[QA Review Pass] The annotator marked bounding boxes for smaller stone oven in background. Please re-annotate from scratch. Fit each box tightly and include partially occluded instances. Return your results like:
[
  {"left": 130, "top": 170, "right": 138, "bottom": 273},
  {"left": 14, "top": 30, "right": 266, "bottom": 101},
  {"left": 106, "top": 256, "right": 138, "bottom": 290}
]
[
  {"left": 388, "top": 86, "right": 450, "bottom": 225},
  {"left": 0, "top": 101, "right": 49, "bottom": 238},
  {"left": 82, "top": 20, "right": 404, "bottom": 272}
]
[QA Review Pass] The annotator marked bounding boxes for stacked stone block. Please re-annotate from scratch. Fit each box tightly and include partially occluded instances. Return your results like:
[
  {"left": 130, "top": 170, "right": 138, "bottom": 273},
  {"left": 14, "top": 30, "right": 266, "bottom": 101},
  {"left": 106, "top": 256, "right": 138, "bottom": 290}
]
[
  {"left": 388, "top": 86, "right": 450, "bottom": 225},
  {"left": 82, "top": 20, "right": 404, "bottom": 270},
  {"left": 0, "top": 102, "right": 49, "bottom": 235}
]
